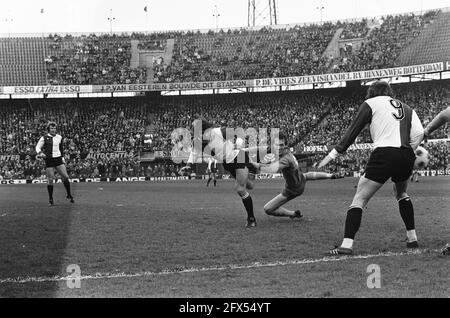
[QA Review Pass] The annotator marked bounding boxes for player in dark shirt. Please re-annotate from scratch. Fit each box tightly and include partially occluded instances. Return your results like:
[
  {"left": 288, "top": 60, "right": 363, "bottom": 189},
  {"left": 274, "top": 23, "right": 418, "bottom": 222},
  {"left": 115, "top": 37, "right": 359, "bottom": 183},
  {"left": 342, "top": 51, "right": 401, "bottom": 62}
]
[{"left": 252, "top": 133, "right": 341, "bottom": 219}]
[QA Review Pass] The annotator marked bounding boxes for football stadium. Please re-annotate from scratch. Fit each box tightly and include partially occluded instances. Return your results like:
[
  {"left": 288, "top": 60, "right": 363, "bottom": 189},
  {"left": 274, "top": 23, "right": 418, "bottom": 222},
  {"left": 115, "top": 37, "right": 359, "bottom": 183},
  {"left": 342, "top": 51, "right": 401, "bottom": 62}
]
[{"left": 0, "top": 0, "right": 449, "bottom": 299}]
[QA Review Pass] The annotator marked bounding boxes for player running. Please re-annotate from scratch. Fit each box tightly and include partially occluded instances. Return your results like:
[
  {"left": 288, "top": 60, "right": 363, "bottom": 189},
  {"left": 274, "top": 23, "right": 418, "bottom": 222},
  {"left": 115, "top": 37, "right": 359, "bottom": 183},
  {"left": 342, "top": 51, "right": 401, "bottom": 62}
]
[
  {"left": 36, "top": 122, "right": 74, "bottom": 206},
  {"left": 206, "top": 157, "right": 218, "bottom": 187},
  {"left": 179, "top": 119, "right": 259, "bottom": 228},
  {"left": 318, "top": 81, "right": 424, "bottom": 255},
  {"left": 251, "top": 133, "right": 342, "bottom": 219}
]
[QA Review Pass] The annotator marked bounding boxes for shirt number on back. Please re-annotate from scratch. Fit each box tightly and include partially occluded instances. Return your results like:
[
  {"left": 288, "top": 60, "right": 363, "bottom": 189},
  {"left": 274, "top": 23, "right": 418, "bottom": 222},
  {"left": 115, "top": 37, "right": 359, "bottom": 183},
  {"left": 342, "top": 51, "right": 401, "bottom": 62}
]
[{"left": 390, "top": 99, "right": 405, "bottom": 120}]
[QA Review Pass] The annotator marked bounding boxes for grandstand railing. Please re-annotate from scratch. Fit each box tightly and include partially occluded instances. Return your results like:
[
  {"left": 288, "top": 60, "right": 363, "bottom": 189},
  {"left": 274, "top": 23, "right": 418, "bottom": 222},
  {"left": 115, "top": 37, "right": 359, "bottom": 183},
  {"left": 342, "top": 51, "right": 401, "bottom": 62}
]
[{"left": 1, "top": 61, "right": 448, "bottom": 96}]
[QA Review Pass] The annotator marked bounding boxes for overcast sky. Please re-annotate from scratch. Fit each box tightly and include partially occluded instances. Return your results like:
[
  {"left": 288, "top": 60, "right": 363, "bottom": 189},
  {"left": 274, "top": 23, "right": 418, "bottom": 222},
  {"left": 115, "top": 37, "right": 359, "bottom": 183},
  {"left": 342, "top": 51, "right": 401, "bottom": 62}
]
[{"left": 1, "top": 0, "right": 450, "bottom": 35}]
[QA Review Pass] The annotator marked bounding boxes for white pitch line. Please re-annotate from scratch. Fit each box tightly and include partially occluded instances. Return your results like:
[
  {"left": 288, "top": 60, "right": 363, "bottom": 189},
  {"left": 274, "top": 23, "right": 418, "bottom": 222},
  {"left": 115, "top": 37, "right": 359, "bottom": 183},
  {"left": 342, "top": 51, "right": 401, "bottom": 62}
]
[{"left": 0, "top": 248, "right": 437, "bottom": 285}]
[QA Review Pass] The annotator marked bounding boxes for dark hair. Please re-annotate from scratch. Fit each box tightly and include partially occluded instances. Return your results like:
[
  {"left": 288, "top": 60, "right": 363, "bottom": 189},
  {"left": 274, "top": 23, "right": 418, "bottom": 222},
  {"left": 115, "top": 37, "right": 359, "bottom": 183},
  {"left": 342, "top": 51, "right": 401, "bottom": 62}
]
[
  {"left": 47, "top": 121, "right": 57, "bottom": 132},
  {"left": 366, "top": 81, "right": 394, "bottom": 99}
]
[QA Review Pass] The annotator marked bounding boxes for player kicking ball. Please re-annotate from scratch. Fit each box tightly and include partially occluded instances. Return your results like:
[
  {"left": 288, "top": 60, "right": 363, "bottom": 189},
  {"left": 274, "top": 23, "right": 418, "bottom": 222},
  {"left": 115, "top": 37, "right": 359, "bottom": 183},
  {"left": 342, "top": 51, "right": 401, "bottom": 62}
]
[
  {"left": 36, "top": 122, "right": 74, "bottom": 206},
  {"left": 179, "top": 119, "right": 259, "bottom": 228},
  {"left": 251, "top": 133, "right": 343, "bottom": 219}
]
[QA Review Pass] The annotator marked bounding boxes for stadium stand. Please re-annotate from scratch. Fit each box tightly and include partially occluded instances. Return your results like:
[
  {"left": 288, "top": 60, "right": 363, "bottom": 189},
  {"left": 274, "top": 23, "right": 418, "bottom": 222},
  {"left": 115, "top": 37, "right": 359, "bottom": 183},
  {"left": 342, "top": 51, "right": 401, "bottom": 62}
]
[
  {"left": 332, "top": 10, "right": 440, "bottom": 73},
  {"left": 0, "top": 9, "right": 445, "bottom": 86},
  {"left": 1, "top": 80, "right": 449, "bottom": 179},
  {"left": 397, "top": 10, "right": 450, "bottom": 65},
  {"left": 1, "top": 8, "right": 449, "bottom": 179}
]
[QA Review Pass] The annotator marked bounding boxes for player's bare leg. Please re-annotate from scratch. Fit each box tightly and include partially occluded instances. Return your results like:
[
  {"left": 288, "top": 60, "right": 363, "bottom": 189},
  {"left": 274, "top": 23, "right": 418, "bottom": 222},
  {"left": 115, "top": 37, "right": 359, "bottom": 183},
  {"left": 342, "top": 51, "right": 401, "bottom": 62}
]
[
  {"left": 394, "top": 180, "right": 418, "bottom": 247},
  {"left": 304, "top": 172, "right": 341, "bottom": 181},
  {"left": 264, "top": 194, "right": 302, "bottom": 219},
  {"left": 46, "top": 168, "right": 55, "bottom": 206},
  {"left": 56, "top": 164, "right": 74, "bottom": 203},
  {"left": 331, "top": 176, "right": 383, "bottom": 255},
  {"left": 236, "top": 168, "right": 256, "bottom": 228},
  {"left": 246, "top": 171, "right": 255, "bottom": 190}
]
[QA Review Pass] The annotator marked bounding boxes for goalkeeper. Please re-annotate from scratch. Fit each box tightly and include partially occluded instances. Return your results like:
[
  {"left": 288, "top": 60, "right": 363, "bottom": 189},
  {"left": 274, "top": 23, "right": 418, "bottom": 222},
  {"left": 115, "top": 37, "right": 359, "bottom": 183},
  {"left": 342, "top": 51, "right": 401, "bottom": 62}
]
[{"left": 251, "top": 133, "right": 342, "bottom": 219}]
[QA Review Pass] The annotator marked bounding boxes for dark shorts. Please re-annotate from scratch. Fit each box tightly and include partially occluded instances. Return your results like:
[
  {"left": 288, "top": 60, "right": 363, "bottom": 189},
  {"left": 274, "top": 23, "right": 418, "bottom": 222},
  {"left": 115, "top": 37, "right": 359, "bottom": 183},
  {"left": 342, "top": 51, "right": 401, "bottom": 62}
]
[
  {"left": 364, "top": 147, "right": 416, "bottom": 184},
  {"left": 282, "top": 173, "right": 306, "bottom": 200},
  {"left": 45, "top": 157, "right": 64, "bottom": 168},
  {"left": 223, "top": 150, "right": 256, "bottom": 179}
]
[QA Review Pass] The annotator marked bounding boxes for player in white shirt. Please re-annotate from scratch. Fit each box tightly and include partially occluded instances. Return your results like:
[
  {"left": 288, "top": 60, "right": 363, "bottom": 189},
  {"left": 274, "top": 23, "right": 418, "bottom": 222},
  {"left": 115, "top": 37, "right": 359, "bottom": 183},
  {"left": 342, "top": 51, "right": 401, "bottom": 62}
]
[
  {"left": 179, "top": 119, "right": 259, "bottom": 228},
  {"left": 206, "top": 157, "right": 218, "bottom": 187},
  {"left": 318, "top": 81, "right": 424, "bottom": 255},
  {"left": 36, "top": 122, "right": 74, "bottom": 205}
]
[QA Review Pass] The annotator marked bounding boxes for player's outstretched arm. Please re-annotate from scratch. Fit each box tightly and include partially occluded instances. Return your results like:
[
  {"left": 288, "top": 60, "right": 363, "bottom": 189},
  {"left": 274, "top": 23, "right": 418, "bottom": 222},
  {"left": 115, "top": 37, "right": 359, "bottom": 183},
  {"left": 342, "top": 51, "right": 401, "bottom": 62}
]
[
  {"left": 424, "top": 107, "right": 450, "bottom": 137},
  {"left": 319, "top": 102, "right": 372, "bottom": 169},
  {"left": 317, "top": 149, "right": 339, "bottom": 169}
]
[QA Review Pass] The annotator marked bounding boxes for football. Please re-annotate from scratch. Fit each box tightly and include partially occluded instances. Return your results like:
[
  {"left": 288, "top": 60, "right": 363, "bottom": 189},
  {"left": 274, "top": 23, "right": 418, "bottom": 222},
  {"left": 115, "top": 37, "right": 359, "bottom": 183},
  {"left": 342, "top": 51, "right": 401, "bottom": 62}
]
[{"left": 414, "top": 146, "right": 430, "bottom": 170}]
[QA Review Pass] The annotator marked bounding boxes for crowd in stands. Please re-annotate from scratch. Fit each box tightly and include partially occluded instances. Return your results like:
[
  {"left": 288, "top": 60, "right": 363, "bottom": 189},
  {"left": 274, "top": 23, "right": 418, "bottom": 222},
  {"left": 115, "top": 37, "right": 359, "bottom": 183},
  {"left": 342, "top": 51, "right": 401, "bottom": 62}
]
[
  {"left": 340, "top": 19, "right": 371, "bottom": 39},
  {"left": 1, "top": 80, "right": 449, "bottom": 180},
  {"left": 45, "top": 34, "right": 147, "bottom": 85},
  {"left": 30, "top": 8, "right": 440, "bottom": 86},
  {"left": 332, "top": 11, "right": 439, "bottom": 73},
  {"left": 153, "top": 23, "right": 338, "bottom": 83}
]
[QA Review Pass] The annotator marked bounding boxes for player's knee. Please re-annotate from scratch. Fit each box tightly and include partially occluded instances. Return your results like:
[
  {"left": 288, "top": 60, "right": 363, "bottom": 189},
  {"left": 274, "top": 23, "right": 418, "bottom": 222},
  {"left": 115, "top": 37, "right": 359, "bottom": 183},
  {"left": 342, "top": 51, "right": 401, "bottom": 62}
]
[
  {"left": 396, "top": 192, "right": 409, "bottom": 202},
  {"left": 350, "top": 196, "right": 366, "bottom": 209},
  {"left": 237, "top": 189, "right": 249, "bottom": 198},
  {"left": 47, "top": 178, "right": 54, "bottom": 184},
  {"left": 264, "top": 204, "right": 275, "bottom": 215}
]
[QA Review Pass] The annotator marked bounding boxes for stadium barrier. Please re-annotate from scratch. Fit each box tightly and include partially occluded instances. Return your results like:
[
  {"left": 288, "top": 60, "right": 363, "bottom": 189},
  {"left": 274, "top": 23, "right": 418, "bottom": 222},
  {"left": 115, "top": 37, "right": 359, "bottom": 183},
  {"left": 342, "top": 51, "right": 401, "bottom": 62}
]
[
  {"left": 2, "top": 171, "right": 449, "bottom": 186},
  {"left": 0, "top": 62, "right": 448, "bottom": 95}
]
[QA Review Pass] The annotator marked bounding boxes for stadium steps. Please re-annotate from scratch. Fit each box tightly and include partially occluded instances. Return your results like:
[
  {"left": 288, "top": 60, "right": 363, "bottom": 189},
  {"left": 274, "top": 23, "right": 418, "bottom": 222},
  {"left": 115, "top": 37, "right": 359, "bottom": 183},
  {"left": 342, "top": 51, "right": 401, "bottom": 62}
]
[
  {"left": 322, "top": 28, "right": 344, "bottom": 60},
  {"left": 163, "top": 39, "right": 175, "bottom": 66},
  {"left": 396, "top": 11, "right": 450, "bottom": 66},
  {"left": 130, "top": 40, "right": 140, "bottom": 69}
]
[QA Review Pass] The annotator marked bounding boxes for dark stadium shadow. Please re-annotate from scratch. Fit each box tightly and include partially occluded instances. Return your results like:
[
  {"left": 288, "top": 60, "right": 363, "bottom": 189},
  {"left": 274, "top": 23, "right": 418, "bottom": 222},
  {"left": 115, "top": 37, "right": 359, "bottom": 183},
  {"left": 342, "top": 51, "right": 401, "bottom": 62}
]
[{"left": 0, "top": 185, "right": 74, "bottom": 298}]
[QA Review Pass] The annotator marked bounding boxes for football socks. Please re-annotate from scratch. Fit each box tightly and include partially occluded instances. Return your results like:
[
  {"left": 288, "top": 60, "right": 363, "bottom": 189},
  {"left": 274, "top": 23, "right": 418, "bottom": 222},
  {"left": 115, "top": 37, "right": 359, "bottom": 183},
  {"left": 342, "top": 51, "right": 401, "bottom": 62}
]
[
  {"left": 241, "top": 193, "right": 255, "bottom": 219},
  {"left": 63, "top": 179, "right": 72, "bottom": 197},
  {"left": 399, "top": 197, "right": 415, "bottom": 231},
  {"left": 344, "top": 207, "right": 363, "bottom": 240},
  {"left": 47, "top": 185, "right": 54, "bottom": 200}
]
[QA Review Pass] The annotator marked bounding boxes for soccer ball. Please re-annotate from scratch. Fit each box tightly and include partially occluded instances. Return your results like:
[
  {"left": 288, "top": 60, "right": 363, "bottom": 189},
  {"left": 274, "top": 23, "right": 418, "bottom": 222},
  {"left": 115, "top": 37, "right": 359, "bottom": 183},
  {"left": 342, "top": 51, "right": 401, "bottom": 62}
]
[{"left": 414, "top": 146, "right": 430, "bottom": 170}]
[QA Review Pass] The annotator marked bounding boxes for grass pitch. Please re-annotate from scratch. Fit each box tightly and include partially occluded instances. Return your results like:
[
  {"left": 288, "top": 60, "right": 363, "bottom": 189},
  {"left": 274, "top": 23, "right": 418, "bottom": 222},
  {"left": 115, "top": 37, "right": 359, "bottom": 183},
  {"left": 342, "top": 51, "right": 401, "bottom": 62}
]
[{"left": 0, "top": 177, "right": 448, "bottom": 297}]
